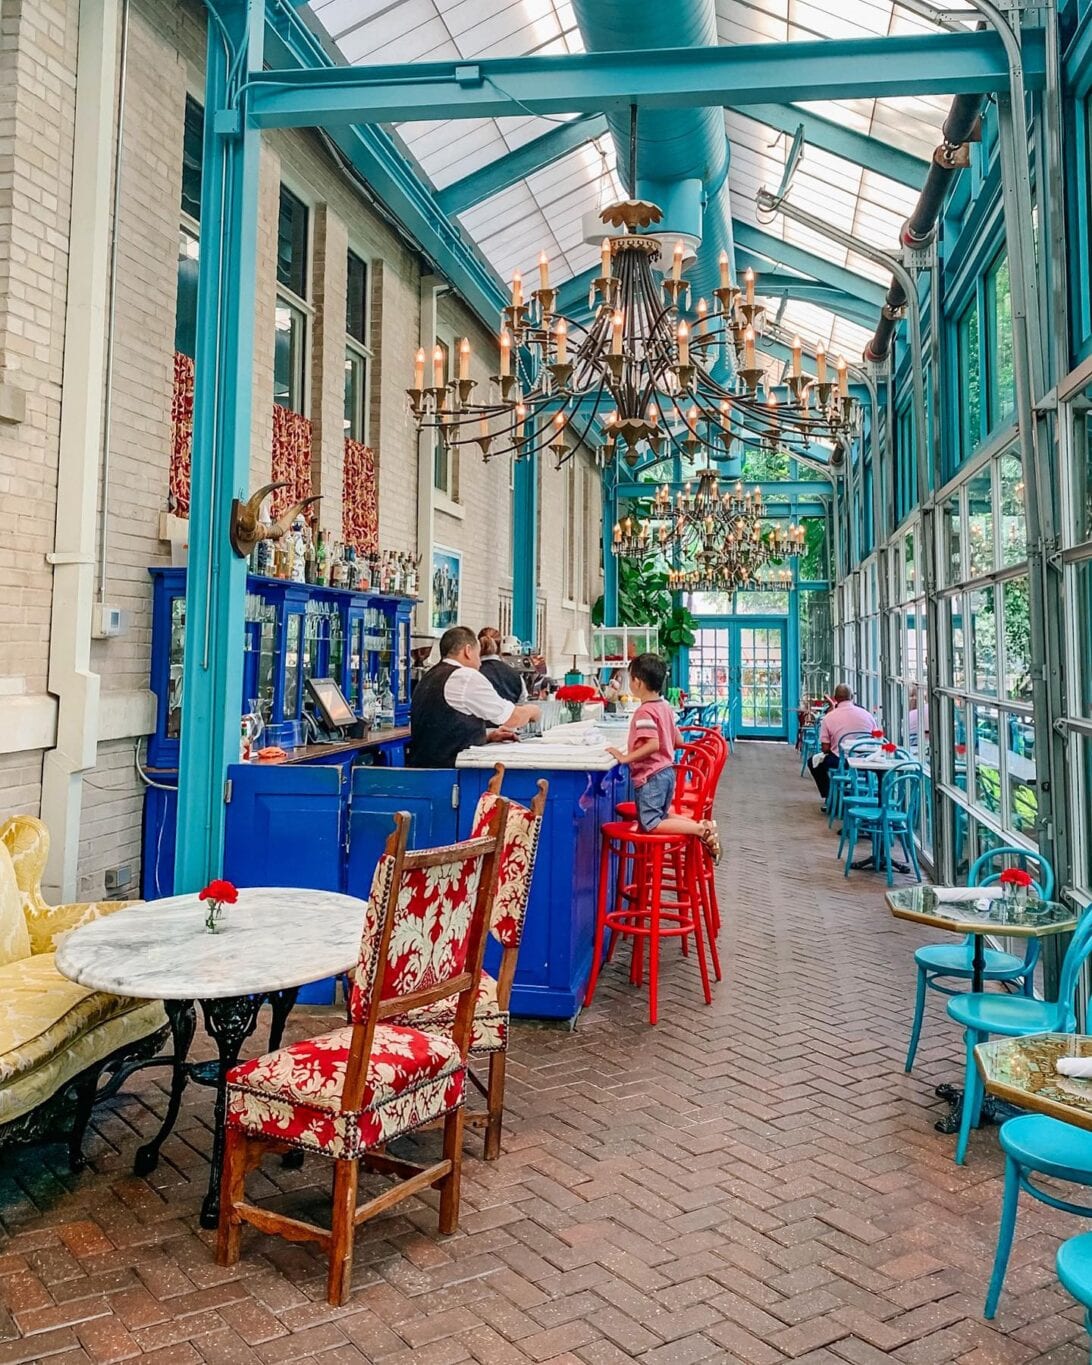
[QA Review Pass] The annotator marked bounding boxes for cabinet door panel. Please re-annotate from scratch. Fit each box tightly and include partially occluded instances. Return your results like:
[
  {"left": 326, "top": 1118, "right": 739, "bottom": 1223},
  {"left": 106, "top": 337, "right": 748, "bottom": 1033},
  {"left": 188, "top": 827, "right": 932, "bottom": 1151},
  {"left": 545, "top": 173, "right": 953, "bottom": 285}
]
[{"left": 346, "top": 767, "right": 458, "bottom": 898}]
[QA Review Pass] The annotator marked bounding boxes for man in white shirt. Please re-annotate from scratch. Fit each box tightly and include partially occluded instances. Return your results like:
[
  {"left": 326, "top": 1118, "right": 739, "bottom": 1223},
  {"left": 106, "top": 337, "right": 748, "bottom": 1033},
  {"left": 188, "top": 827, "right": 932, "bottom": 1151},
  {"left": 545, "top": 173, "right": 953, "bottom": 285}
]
[
  {"left": 408, "top": 626, "right": 540, "bottom": 768},
  {"left": 809, "top": 684, "right": 878, "bottom": 802}
]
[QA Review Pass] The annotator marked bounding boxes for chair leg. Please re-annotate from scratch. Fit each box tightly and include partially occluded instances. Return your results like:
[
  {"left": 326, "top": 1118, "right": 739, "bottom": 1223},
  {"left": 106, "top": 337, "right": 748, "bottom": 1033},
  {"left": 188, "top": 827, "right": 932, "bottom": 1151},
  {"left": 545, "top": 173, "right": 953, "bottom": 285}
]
[
  {"left": 483, "top": 1052, "right": 506, "bottom": 1161},
  {"left": 584, "top": 839, "right": 612, "bottom": 1006},
  {"left": 326, "top": 1158, "right": 359, "bottom": 1306},
  {"left": 905, "top": 967, "right": 928, "bottom": 1073},
  {"left": 955, "top": 1029, "right": 984, "bottom": 1166},
  {"left": 1021, "top": 967, "right": 1036, "bottom": 998},
  {"left": 216, "top": 1126, "right": 251, "bottom": 1268},
  {"left": 437, "top": 1107, "right": 465, "bottom": 1235},
  {"left": 984, "top": 1153, "right": 1022, "bottom": 1319},
  {"left": 648, "top": 846, "right": 662, "bottom": 1026}
]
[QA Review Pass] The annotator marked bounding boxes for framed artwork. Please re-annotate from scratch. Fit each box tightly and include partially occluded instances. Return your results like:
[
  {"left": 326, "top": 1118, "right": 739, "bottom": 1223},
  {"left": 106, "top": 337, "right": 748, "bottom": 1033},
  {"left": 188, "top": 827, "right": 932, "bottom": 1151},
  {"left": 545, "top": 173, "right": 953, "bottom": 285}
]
[{"left": 430, "top": 545, "right": 462, "bottom": 634}]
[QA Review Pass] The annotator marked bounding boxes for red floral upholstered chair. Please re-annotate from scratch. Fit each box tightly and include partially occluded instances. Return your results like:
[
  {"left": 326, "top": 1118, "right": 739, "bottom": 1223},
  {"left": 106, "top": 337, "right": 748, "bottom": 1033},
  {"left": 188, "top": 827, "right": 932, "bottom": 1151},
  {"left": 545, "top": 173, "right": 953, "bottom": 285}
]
[
  {"left": 393, "top": 766, "right": 547, "bottom": 1159},
  {"left": 217, "top": 806, "right": 507, "bottom": 1306}
]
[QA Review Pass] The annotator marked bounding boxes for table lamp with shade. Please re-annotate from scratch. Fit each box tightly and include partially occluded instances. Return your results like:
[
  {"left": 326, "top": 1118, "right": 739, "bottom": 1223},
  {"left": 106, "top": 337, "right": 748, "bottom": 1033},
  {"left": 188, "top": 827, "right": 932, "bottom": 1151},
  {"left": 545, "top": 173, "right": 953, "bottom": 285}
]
[{"left": 560, "top": 627, "right": 591, "bottom": 684}]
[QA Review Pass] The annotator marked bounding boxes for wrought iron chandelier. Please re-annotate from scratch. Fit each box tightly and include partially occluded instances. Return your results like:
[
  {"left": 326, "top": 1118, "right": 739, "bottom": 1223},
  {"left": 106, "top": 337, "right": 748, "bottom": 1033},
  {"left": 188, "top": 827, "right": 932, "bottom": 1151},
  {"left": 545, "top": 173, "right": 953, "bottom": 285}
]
[
  {"left": 406, "top": 165, "right": 860, "bottom": 469},
  {"left": 612, "top": 467, "right": 805, "bottom": 585}
]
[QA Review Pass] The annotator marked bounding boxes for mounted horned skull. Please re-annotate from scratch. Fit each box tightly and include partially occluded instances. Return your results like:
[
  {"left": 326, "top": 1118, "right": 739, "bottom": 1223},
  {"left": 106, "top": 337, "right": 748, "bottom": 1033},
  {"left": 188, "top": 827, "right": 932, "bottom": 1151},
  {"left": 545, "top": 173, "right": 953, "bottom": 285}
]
[{"left": 229, "top": 482, "right": 322, "bottom": 558}]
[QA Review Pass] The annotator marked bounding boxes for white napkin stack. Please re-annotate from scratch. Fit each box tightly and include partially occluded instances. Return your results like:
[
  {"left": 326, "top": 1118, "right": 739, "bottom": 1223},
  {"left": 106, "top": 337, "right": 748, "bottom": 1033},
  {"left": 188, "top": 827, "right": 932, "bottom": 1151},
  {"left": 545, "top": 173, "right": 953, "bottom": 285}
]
[{"left": 1055, "top": 1056, "right": 1092, "bottom": 1079}]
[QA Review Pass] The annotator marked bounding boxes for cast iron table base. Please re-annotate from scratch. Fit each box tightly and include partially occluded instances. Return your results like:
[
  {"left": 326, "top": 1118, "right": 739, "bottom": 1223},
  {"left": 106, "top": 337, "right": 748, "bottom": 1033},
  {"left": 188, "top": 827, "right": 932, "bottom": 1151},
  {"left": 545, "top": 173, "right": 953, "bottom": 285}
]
[
  {"left": 133, "top": 988, "right": 297, "bottom": 1228},
  {"left": 851, "top": 854, "right": 911, "bottom": 874}
]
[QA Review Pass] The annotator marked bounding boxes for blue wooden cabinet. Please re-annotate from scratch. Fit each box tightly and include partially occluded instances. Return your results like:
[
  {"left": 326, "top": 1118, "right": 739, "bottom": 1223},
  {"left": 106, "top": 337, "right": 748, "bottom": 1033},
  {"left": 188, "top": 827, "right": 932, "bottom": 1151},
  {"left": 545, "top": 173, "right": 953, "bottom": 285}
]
[{"left": 148, "top": 567, "right": 415, "bottom": 768}]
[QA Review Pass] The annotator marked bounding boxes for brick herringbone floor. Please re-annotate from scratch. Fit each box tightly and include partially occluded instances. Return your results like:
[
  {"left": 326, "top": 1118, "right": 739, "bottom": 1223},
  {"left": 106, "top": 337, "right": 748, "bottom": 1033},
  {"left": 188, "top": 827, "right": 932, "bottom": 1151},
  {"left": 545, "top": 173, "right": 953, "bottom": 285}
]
[{"left": 2, "top": 742, "right": 1087, "bottom": 1363}]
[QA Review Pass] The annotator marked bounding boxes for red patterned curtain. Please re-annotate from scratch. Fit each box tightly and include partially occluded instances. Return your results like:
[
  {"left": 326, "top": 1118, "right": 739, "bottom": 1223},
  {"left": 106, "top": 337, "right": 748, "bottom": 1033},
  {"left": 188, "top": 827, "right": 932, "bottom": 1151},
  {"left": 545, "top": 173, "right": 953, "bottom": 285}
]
[
  {"left": 169, "top": 352, "right": 194, "bottom": 517},
  {"left": 271, "top": 405, "right": 313, "bottom": 520},
  {"left": 343, "top": 438, "right": 378, "bottom": 554}
]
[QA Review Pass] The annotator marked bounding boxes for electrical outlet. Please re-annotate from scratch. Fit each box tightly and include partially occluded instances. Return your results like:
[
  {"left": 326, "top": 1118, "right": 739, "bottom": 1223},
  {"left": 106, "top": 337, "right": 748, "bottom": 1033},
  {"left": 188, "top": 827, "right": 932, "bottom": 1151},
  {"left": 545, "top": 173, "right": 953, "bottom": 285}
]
[{"left": 105, "top": 865, "right": 132, "bottom": 894}]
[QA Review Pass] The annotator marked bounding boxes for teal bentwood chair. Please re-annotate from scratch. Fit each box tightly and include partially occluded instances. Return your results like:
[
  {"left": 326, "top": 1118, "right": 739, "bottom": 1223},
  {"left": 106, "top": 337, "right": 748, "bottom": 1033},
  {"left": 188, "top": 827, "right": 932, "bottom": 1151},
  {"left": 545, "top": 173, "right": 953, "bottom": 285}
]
[
  {"left": 826, "top": 732, "right": 880, "bottom": 827},
  {"left": 949, "top": 908, "right": 1092, "bottom": 1165},
  {"left": 983, "top": 1112, "right": 1092, "bottom": 1319},
  {"left": 904, "top": 848, "right": 1054, "bottom": 1075},
  {"left": 839, "top": 759, "right": 921, "bottom": 885},
  {"left": 1056, "top": 1233, "right": 1092, "bottom": 1343}
]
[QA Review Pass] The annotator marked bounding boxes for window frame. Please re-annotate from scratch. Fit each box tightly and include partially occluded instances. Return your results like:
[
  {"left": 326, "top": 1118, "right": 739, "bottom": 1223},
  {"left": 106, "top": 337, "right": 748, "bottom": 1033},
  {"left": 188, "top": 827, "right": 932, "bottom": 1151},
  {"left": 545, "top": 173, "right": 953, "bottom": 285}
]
[
  {"left": 274, "top": 181, "right": 313, "bottom": 417},
  {"left": 344, "top": 246, "right": 373, "bottom": 444}
]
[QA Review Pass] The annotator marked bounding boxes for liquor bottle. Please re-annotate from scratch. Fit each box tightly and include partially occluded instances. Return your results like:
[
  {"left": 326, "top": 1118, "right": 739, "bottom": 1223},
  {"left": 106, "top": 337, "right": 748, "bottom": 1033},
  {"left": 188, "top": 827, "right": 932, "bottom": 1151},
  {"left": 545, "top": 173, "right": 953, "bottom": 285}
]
[
  {"left": 305, "top": 536, "right": 316, "bottom": 586},
  {"left": 315, "top": 530, "right": 327, "bottom": 587},
  {"left": 358, "top": 551, "right": 371, "bottom": 592},
  {"left": 379, "top": 552, "right": 389, "bottom": 595},
  {"left": 407, "top": 555, "right": 419, "bottom": 597},
  {"left": 377, "top": 669, "right": 395, "bottom": 728},
  {"left": 391, "top": 554, "right": 403, "bottom": 596},
  {"left": 255, "top": 538, "right": 273, "bottom": 577},
  {"left": 346, "top": 546, "right": 357, "bottom": 590}
]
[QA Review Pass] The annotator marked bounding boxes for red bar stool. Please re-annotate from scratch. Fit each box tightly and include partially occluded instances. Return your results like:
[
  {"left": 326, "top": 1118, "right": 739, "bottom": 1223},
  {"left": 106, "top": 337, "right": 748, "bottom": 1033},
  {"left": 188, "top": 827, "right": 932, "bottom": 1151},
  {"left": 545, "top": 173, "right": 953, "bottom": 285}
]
[{"left": 585, "top": 822, "right": 715, "bottom": 1025}]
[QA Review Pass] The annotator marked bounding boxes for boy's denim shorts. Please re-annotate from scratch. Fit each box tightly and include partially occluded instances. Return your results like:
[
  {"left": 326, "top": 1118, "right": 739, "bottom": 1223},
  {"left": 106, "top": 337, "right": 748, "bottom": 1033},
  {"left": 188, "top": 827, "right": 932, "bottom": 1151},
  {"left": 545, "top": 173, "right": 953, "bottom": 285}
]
[{"left": 635, "top": 767, "right": 674, "bottom": 832}]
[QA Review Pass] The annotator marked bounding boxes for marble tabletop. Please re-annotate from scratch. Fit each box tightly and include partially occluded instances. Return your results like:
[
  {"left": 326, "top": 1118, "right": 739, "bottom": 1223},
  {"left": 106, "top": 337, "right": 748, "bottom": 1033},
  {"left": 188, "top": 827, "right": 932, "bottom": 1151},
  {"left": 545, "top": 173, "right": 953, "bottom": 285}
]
[
  {"left": 976, "top": 1033, "right": 1092, "bottom": 1131},
  {"left": 886, "top": 885, "right": 1078, "bottom": 939},
  {"left": 849, "top": 754, "right": 911, "bottom": 771},
  {"left": 55, "top": 887, "right": 369, "bottom": 1001}
]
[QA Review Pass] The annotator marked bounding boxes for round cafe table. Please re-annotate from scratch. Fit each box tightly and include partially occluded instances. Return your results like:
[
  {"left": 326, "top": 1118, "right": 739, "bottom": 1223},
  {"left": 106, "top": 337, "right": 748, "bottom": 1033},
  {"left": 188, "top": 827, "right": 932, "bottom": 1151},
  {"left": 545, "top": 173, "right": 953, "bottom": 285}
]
[
  {"left": 56, "top": 887, "right": 368, "bottom": 1228},
  {"left": 846, "top": 753, "right": 912, "bottom": 872}
]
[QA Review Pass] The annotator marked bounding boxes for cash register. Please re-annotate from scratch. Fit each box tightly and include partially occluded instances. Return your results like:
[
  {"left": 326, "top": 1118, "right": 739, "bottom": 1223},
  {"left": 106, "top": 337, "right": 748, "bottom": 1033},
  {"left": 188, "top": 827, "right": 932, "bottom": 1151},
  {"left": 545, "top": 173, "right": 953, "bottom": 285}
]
[{"left": 305, "top": 676, "right": 362, "bottom": 742}]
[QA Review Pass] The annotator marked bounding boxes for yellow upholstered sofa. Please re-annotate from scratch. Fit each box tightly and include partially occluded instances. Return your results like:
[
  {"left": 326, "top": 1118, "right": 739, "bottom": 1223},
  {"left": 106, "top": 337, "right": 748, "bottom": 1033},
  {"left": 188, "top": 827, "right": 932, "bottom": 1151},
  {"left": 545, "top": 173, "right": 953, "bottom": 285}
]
[{"left": 0, "top": 817, "right": 167, "bottom": 1168}]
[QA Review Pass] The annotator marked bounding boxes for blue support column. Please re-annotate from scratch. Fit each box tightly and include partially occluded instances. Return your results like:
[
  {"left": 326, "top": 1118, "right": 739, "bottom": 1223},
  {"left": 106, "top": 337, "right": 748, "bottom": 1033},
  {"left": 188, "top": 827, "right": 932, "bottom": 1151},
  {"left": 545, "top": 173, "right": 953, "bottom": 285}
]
[
  {"left": 175, "top": 0, "right": 263, "bottom": 891},
  {"left": 601, "top": 464, "right": 618, "bottom": 627},
  {"left": 512, "top": 449, "right": 538, "bottom": 645}
]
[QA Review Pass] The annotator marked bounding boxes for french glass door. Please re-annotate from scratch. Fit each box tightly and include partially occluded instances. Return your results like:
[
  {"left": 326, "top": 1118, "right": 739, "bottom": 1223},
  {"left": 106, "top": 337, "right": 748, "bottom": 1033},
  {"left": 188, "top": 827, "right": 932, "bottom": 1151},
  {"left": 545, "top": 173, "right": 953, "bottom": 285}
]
[{"left": 688, "top": 620, "right": 788, "bottom": 739}]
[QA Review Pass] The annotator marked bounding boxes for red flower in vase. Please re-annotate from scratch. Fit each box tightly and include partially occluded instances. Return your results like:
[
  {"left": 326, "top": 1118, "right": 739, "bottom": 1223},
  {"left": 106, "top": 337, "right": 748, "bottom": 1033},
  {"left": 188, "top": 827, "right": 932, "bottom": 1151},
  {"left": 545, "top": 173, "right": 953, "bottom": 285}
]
[
  {"left": 556, "top": 684, "right": 597, "bottom": 703},
  {"left": 881, "top": 742, "right": 898, "bottom": 754},
  {"left": 199, "top": 879, "right": 238, "bottom": 905},
  {"left": 999, "top": 868, "right": 1033, "bottom": 889},
  {"left": 871, "top": 729, "right": 885, "bottom": 739},
  {"left": 955, "top": 743, "right": 967, "bottom": 756}
]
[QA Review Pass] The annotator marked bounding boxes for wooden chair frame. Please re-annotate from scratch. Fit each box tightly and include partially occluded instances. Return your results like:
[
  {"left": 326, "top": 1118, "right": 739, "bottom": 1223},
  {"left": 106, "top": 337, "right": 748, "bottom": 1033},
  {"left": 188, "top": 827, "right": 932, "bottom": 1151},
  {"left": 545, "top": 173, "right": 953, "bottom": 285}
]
[{"left": 217, "top": 804, "right": 507, "bottom": 1305}]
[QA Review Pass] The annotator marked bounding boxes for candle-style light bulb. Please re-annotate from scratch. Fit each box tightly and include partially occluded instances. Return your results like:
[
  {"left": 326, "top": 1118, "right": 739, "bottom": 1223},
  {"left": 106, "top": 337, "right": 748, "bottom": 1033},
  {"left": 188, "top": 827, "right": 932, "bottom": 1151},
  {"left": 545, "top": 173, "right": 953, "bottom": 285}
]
[
  {"left": 791, "top": 334, "right": 802, "bottom": 378},
  {"left": 458, "top": 336, "right": 470, "bottom": 381},
  {"left": 613, "top": 522, "right": 622, "bottom": 544},
  {"left": 815, "top": 341, "right": 827, "bottom": 384},
  {"left": 555, "top": 317, "right": 568, "bottom": 364},
  {"left": 697, "top": 297, "right": 708, "bottom": 321},
  {"left": 836, "top": 354, "right": 849, "bottom": 398},
  {"left": 538, "top": 250, "right": 550, "bottom": 292},
  {"left": 745, "top": 266, "right": 755, "bottom": 306},
  {"left": 414, "top": 347, "right": 425, "bottom": 390},
  {"left": 611, "top": 310, "right": 624, "bottom": 355},
  {"left": 677, "top": 319, "right": 690, "bottom": 367},
  {"left": 672, "top": 240, "right": 684, "bottom": 284},
  {"left": 719, "top": 249, "right": 730, "bottom": 290},
  {"left": 744, "top": 325, "right": 756, "bottom": 370},
  {"left": 433, "top": 344, "right": 445, "bottom": 389},
  {"left": 511, "top": 270, "right": 523, "bottom": 308},
  {"left": 601, "top": 238, "right": 612, "bottom": 281},
  {"left": 499, "top": 328, "right": 511, "bottom": 377}
]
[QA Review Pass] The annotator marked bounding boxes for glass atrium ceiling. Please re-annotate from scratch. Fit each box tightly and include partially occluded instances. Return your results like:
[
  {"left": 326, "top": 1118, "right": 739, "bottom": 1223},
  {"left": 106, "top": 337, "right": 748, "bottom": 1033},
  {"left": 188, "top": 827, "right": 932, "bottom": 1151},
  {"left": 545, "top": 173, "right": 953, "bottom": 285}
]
[{"left": 305, "top": 0, "right": 976, "bottom": 355}]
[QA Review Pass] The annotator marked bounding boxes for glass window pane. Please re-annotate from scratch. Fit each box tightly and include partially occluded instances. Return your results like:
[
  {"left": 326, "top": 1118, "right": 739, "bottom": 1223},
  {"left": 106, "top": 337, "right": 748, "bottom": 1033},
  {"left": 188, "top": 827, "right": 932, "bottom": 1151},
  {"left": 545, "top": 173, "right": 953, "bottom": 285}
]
[
  {"left": 990, "top": 254, "right": 1015, "bottom": 426},
  {"left": 904, "top": 530, "right": 916, "bottom": 600},
  {"left": 175, "top": 227, "right": 200, "bottom": 359},
  {"left": 344, "top": 350, "right": 364, "bottom": 441},
  {"left": 277, "top": 187, "right": 308, "bottom": 298},
  {"left": 799, "top": 517, "right": 827, "bottom": 580},
  {"left": 942, "top": 595, "right": 965, "bottom": 688},
  {"left": 972, "top": 703, "right": 1001, "bottom": 817},
  {"left": 346, "top": 251, "right": 368, "bottom": 345},
  {"left": 941, "top": 494, "right": 962, "bottom": 586},
  {"left": 274, "top": 301, "right": 305, "bottom": 411},
  {"left": 1072, "top": 393, "right": 1092, "bottom": 545},
  {"left": 970, "top": 585, "right": 997, "bottom": 695},
  {"left": 180, "top": 97, "right": 203, "bottom": 222},
  {"left": 1005, "top": 715, "right": 1037, "bottom": 837},
  {"left": 958, "top": 299, "right": 981, "bottom": 460},
  {"left": 967, "top": 465, "right": 995, "bottom": 576},
  {"left": 1075, "top": 734, "right": 1092, "bottom": 894},
  {"left": 999, "top": 454, "right": 1026, "bottom": 566},
  {"left": 1001, "top": 575, "right": 1032, "bottom": 702},
  {"left": 1074, "top": 559, "right": 1092, "bottom": 721}
]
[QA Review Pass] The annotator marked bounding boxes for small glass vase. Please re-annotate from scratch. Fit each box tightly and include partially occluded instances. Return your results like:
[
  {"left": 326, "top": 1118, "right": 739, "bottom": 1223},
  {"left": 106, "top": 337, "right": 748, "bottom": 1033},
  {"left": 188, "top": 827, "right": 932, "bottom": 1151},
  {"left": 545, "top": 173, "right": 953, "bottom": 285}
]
[
  {"left": 204, "top": 900, "right": 225, "bottom": 934},
  {"left": 564, "top": 701, "right": 584, "bottom": 724},
  {"left": 1002, "top": 882, "right": 1028, "bottom": 923}
]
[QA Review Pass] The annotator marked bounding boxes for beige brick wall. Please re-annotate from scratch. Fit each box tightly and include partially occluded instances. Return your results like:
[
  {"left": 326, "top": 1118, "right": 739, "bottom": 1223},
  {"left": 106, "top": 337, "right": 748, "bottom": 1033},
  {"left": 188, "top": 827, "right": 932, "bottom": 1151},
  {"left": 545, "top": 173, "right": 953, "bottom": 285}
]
[{"left": 0, "top": 0, "right": 597, "bottom": 897}]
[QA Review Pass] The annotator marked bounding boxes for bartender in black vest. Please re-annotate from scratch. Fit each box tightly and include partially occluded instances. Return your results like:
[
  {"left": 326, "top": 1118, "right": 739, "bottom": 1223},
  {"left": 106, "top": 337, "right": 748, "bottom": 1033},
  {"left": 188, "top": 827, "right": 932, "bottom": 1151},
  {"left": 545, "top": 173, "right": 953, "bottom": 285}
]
[{"left": 408, "top": 625, "right": 541, "bottom": 768}]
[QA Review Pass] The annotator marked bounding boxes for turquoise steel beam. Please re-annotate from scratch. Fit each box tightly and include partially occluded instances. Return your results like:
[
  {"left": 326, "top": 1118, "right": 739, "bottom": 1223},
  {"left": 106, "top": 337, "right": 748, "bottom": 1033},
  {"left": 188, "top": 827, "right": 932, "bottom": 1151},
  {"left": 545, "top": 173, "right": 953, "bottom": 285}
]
[
  {"left": 601, "top": 464, "right": 619, "bottom": 628},
  {"left": 733, "top": 221, "right": 886, "bottom": 310},
  {"left": 737, "top": 104, "right": 928, "bottom": 189},
  {"left": 437, "top": 115, "right": 609, "bottom": 216},
  {"left": 512, "top": 448, "right": 538, "bottom": 645},
  {"left": 263, "top": 0, "right": 507, "bottom": 329},
  {"left": 175, "top": 0, "right": 264, "bottom": 891},
  {"left": 245, "top": 30, "right": 1046, "bottom": 128}
]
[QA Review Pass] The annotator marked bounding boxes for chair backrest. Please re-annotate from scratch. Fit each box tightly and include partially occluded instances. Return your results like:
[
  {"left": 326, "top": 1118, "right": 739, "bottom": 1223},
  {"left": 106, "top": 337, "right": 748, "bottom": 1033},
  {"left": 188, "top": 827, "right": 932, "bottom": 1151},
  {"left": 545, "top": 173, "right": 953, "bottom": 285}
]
[
  {"left": 1053, "top": 911, "right": 1092, "bottom": 1025},
  {"left": 0, "top": 815, "right": 50, "bottom": 919},
  {"left": 969, "top": 845, "right": 1055, "bottom": 901},
  {"left": 842, "top": 735, "right": 882, "bottom": 766},
  {"left": 470, "top": 765, "right": 547, "bottom": 951},
  {"left": 345, "top": 806, "right": 507, "bottom": 1110},
  {"left": 885, "top": 763, "right": 923, "bottom": 819}
]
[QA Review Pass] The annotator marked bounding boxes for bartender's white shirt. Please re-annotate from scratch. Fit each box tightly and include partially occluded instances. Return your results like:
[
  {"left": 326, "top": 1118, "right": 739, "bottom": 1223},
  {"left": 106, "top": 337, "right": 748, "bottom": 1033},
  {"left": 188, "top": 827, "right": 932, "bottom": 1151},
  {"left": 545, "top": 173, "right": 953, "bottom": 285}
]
[{"left": 444, "top": 661, "right": 515, "bottom": 727}]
